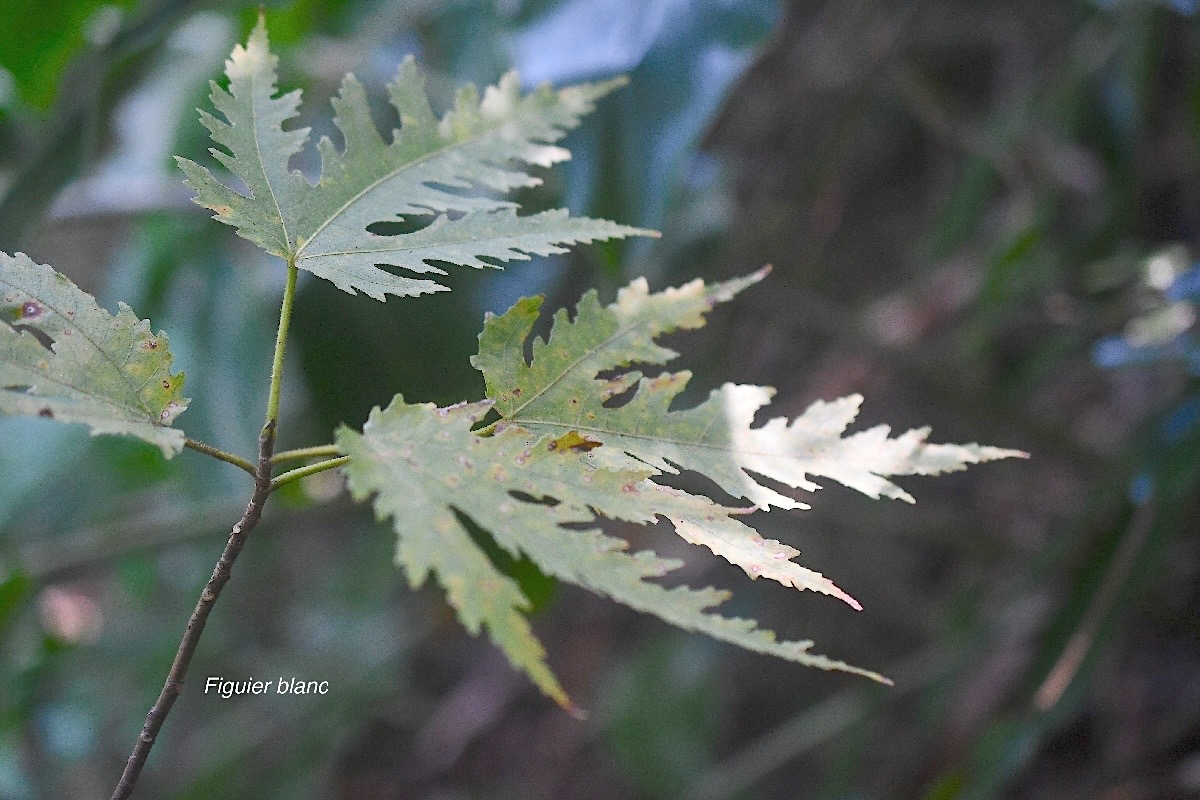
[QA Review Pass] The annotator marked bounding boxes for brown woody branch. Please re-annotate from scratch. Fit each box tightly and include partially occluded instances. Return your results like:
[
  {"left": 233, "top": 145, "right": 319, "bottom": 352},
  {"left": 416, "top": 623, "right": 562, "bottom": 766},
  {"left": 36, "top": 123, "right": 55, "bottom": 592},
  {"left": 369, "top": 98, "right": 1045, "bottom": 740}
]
[{"left": 109, "top": 421, "right": 278, "bottom": 800}]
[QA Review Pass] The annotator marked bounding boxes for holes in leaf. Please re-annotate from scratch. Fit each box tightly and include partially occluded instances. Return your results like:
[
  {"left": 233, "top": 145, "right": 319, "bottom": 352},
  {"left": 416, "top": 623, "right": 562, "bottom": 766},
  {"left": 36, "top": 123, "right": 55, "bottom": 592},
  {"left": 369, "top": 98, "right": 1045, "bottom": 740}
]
[
  {"left": 470, "top": 407, "right": 502, "bottom": 433},
  {"left": 9, "top": 323, "right": 53, "bottom": 350},
  {"left": 601, "top": 379, "right": 638, "bottom": 409},
  {"left": 450, "top": 508, "right": 557, "bottom": 610},
  {"left": 741, "top": 467, "right": 809, "bottom": 506},
  {"left": 650, "top": 461, "right": 759, "bottom": 510},
  {"left": 368, "top": 258, "right": 448, "bottom": 279},
  {"left": 508, "top": 489, "right": 558, "bottom": 508},
  {"left": 366, "top": 218, "right": 430, "bottom": 237}
]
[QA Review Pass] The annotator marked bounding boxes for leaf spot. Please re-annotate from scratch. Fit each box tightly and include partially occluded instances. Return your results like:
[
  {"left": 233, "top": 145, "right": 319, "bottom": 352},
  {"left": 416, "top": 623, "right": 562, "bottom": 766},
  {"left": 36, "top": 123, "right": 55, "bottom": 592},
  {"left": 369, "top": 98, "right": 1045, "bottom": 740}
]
[{"left": 20, "top": 301, "right": 42, "bottom": 319}]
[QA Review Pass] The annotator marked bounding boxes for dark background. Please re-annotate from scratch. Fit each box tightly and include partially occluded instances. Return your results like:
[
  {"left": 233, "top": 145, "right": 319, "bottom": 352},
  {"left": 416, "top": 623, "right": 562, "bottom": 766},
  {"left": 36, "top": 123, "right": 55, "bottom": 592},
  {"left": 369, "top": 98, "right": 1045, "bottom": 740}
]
[{"left": 1, "top": 1, "right": 1199, "bottom": 798}]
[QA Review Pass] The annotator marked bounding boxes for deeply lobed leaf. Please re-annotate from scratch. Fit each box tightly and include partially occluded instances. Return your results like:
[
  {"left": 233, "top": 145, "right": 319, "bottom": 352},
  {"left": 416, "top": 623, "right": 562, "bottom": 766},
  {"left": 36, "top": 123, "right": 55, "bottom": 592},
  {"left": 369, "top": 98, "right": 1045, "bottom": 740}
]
[
  {"left": 0, "top": 251, "right": 187, "bottom": 454},
  {"left": 179, "top": 20, "right": 653, "bottom": 300},
  {"left": 339, "top": 399, "right": 885, "bottom": 708},
  {"left": 340, "top": 272, "right": 1024, "bottom": 702},
  {"left": 475, "top": 269, "right": 1027, "bottom": 511}
]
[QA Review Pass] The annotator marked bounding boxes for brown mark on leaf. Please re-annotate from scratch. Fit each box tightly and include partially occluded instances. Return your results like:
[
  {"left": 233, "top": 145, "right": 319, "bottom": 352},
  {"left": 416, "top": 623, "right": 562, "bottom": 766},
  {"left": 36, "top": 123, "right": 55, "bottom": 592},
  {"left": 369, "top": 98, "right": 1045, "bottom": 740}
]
[
  {"left": 547, "top": 431, "right": 601, "bottom": 453},
  {"left": 38, "top": 407, "right": 54, "bottom": 418},
  {"left": 600, "top": 377, "right": 627, "bottom": 399},
  {"left": 20, "top": 301, "right": 42, "bottom": 319},
  {"left": 649, "top": 373, "right": 683, "bottom": 391}
]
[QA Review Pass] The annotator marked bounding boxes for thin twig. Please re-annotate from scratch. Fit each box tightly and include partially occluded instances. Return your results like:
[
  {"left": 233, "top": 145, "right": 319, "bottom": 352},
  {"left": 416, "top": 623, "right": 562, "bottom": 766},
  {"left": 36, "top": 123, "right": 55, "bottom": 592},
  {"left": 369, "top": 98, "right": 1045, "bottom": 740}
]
[
  {"left": 184, "top": 438, "right": 256, "bottom": 475},
  {"left": 680, "top": 647, "right": 954, "bottom": 800},
  {"left": 270, "top": 456, "right": 350, "bottom": 493},
  {"left": 886, "top": 61, "right": 1025, "bottom": 189},
  {"left": 264, "top": 260, "right": 298, "bottom": 427},
  {"left": 109, "top": 260, "right": 301, "bottom": 799},
  {"left": 1033, "top": 498, "right": 1157, "bottom": 710},
  {"left": 109, "top": 424, "right": 277, "bottom": 800},
  {"left": 271, "top": 443, "right": 340, "bottom": 465}
]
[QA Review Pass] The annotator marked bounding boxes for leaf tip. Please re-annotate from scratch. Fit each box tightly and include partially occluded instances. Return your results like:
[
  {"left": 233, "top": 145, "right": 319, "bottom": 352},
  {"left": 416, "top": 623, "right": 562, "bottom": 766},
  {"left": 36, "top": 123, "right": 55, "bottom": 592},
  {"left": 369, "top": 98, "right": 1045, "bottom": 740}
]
[
  {"left": 829, "top": 583, "right": 863, "bottom": 611},
  {"left": 252, "top": 9, "right": 269, "bottom": 38}
]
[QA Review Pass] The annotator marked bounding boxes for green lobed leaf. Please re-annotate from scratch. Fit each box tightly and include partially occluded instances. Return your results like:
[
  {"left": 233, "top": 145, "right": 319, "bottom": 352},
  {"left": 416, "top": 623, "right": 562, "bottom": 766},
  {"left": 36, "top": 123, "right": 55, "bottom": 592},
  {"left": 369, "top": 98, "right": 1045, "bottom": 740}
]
[
  {"left": 339, "top": 399, "right": 884, "bottom": 707},
  {"left": 178, "top": 19, "right": 653, "bottom": 300},
  {"left": 475, "top": 270, "right": 1027, "bottom": 512},
  {"left": 0, "top": 251, "right": 187, "bottom": 455}
]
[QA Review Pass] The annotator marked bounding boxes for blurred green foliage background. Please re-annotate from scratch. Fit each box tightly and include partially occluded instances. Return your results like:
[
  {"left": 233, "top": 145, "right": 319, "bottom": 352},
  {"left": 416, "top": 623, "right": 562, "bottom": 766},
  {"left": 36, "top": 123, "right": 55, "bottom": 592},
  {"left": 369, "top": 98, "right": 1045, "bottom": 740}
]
[{"left": 1, "top": 0, "right": 1199, "bottom": 798}]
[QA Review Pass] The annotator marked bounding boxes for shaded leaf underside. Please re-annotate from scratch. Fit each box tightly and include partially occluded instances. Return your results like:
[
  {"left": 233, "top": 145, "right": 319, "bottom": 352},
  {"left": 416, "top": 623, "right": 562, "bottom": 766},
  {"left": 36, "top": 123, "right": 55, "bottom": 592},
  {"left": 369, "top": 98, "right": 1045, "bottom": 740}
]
[
  {"left": 178, "top": 20, "right": 651, "bottom": 300},
  {"left": 341, "top": 271, "right": 1024, "bottom": 702},
  {"left": 0, "top": 251, "right": 187, "bottom": 454},
  {"left": 339, "top": 399, "right": 886, "bottom": 708},
  {"left": 476, "top": 269, "right": 1025, "bottom": 511}
]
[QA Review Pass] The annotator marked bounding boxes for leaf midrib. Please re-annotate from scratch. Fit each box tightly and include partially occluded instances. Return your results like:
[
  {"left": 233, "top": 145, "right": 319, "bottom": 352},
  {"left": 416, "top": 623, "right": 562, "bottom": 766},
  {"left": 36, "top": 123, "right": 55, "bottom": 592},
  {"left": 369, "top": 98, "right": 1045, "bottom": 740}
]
[
  {"left": 500, "top": 321, "right": 641, "bottom": 422},
  {"left": 247, "top": 56, "right": 293, "bottom": 254},
  {"left": 294, "top": 106, "right": 542, "bottom": 262},
  {"left": 295, "top": 212, "right": 605, "bottom": 262},
  {"left": 513, "top": 417, "right": 805, "bottom": 462}
]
